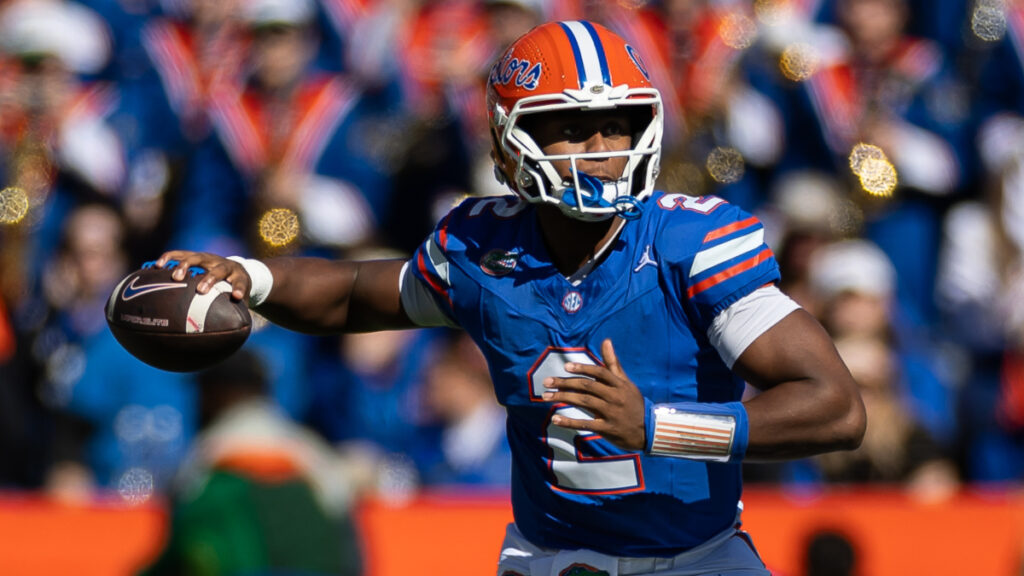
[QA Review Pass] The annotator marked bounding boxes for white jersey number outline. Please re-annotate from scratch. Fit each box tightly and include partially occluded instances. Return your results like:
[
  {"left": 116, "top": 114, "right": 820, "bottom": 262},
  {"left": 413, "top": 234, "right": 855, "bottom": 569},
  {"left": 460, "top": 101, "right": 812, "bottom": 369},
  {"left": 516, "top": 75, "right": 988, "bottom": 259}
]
[{"left": 528, "top": 348, "right": 644, "bottom": 494}]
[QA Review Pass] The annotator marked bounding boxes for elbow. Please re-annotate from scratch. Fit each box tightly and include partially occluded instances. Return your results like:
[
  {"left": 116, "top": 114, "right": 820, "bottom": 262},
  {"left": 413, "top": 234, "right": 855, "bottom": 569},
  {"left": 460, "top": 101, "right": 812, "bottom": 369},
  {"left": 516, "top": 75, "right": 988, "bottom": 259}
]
[{"left": 833, "top": 390, "right": 867, "bottom": 452}]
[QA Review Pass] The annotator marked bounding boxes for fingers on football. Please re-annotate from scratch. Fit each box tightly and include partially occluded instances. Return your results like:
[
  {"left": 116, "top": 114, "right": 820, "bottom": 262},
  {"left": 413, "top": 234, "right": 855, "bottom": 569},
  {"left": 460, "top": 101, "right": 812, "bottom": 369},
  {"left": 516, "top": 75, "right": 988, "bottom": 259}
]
[{"left": 155, "top": 252, "right": 249, "bottom": 299}]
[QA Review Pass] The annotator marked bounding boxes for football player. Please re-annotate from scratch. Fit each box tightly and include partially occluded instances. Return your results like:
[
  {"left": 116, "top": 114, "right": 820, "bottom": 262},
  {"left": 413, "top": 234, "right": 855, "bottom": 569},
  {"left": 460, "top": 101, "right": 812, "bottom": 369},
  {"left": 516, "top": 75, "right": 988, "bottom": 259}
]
[{"left": 158, "top": 21, "right": 865, "bottom": 575}]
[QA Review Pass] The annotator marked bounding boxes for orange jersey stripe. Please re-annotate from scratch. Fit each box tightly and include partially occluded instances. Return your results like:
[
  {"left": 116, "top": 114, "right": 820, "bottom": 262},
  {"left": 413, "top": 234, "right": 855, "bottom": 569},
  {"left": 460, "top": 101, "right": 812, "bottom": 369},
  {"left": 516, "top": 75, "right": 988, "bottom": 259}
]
[
  {"left": 702, "top": 216, "right": 759, "bottom": 243},
  {"left": 686, "top": 248, "right": 773, "bottom": 299}
]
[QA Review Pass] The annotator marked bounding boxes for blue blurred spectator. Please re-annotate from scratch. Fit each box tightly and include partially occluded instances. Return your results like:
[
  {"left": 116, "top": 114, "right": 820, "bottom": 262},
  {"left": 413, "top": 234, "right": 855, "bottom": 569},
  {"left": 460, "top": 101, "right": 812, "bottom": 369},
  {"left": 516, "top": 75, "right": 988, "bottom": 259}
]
[
  {"left": 347, "top": 0, "right": 487, "bottom": 253},
  {"left": 764, "top": 0, "right": 970, "bottom": 333},
  {"left": 934, "top": 0, "right": 1024, "bottom": 482},
  {"left": 418, "top": 330, "right": 510, "bottom": 488},
  {"left": 131, "top": 0, "right": 246, "bottom": 152},
  {"left": 172, "top": 0, "right": 398, "bottom": 256},
  {"left": 809, "top": 239, "right": 958, "bottom": 447},
  {"left": 28, "top": 202, "right": 195, "bottom": 500},
  {"left": 240, "top": 316, "right": 318, "bottom": 422},
  {"left": 0, "top": 0, "right": 128, "bottom": 280},
  {"left": 312, "top": 0, "right": 369, "bottom": 73},
  {"left": 306, "top": 327, "right": 444, "bottom": 484}
]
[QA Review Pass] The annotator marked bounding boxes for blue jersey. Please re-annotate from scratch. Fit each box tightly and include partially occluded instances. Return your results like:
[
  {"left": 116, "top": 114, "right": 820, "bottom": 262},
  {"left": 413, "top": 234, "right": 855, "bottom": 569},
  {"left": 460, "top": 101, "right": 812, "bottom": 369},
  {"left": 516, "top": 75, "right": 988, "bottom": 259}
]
[{"left": 409, "top": 192, "right": 781, "bottom": 556}]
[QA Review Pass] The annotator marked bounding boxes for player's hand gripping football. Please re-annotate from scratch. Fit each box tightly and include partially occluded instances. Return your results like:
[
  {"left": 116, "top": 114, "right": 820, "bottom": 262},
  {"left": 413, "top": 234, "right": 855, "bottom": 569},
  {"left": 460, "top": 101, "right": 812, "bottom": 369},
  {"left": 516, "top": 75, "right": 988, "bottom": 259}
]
[
  {"left": 542, "top": 338, "right": 647, "bottom": 452},
  {"left": 155, "top": 251, "right": 252, "bottom": 302}
]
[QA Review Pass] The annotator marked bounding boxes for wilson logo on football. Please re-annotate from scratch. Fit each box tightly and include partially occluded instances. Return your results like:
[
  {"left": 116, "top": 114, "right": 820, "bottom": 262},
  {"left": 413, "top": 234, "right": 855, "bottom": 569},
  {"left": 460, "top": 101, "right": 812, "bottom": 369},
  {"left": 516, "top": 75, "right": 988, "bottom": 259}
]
[{"left": 121, "top": 277, "right": 187, "bottom": 301}]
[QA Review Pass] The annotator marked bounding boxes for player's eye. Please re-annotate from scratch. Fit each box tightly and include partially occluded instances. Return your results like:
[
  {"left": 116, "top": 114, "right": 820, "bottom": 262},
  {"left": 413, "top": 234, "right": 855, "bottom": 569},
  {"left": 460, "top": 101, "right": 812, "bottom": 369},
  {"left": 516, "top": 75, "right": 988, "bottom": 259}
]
[
  {"left": 602, "top": 121, "right": 628, "bottom": 137},
  {"left": 560, "top": 125, "right": 584, "bottom": 140}
]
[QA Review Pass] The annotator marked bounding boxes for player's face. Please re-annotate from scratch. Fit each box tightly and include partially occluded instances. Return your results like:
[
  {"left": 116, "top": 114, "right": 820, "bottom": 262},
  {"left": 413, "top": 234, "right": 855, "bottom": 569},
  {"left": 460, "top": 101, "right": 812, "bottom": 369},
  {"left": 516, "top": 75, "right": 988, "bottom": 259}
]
[{"left": 523, "top": 109, "right": 634, "bottom": 183}]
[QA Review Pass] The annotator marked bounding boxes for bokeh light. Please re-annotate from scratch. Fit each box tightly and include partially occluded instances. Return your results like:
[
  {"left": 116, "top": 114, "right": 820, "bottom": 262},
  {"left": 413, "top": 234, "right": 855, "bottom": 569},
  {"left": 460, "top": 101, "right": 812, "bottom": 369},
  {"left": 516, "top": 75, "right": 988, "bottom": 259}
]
[
  {"left": 118, "top": 467, "right": 154, "bottom": 505},
  {"left": 719, "top": 12, "right": 757, "bottom": 50},
  {"left": 857, "top": 157, "right": 898, "bottom": 197},
  {"left": 849, "top": 143, "right": 898, "bottom": 197},
  {"left": 779, "top": 43, "right": 819, "bottom": 81},
  {"left": 258, "top": 207, "right": 300, "bottom": 247},
  {"left": 706, "top": 147, "right": 746, "bottom": 183},
  {"left": 0, "top": 187, "right": 30, "bottom": 225},
  {"left": 972, "top": 2, "right": 1007, "bottom": 42},
  {"left": 848, "top": 143, "right": 886, "bottom": 174}
]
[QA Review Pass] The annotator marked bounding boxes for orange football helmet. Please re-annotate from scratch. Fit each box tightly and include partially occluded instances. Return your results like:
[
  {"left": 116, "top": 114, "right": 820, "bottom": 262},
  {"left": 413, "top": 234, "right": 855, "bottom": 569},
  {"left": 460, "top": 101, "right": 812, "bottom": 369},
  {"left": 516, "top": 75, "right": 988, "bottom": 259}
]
[{"left": 486, "top": 20, "right": 663, "bottom": 221}]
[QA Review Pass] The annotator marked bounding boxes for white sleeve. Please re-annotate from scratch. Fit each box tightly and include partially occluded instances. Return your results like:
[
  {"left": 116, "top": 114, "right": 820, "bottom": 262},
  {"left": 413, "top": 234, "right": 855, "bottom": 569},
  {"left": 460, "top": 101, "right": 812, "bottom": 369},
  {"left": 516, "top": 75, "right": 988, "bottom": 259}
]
[
  {"left": 707, "top": 285, "right": 800, "bottom": 368},
  {"left": 398, "top": 261, "right": 459, "bottom": 328}
]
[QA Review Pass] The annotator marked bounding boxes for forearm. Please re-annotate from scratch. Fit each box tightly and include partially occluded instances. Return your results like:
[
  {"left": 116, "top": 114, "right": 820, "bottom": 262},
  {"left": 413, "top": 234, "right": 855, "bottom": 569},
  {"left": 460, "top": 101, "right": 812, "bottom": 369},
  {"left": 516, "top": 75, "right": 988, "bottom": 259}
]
[
  {"left": 742, "top": 376, "right": 865, "bottom": 461},
  {"left": 256, "top": 257, "right": 412, "bottom": 334}
]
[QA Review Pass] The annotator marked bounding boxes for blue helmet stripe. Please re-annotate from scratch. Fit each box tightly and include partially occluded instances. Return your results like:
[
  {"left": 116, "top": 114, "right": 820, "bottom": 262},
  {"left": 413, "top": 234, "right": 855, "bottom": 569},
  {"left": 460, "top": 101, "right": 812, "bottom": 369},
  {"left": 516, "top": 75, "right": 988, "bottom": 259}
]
[
  {"left": 581, "top": 21, "right": 612, "bottom": 86},
  {"left": 558, "top": 21, "right": 588, "bottom": 88}
]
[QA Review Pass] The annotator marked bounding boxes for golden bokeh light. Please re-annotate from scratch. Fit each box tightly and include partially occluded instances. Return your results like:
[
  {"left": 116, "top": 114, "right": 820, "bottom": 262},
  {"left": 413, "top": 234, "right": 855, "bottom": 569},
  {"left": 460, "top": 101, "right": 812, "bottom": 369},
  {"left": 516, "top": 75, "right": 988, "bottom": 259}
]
[
  {"left": 857, "top": 157, "right": 898, "bottom": 197},
  {"left": 848, "top": 143, "right": 898, "bottom": 197},
  {"left": 719, "top": 12, "right": 757, "bottom": 50},
  {"left": 0, "top": 187, "right": 30, "bottom": 225},
  {"left": 779, "top": 43, "right": 819, "bottom": 81},
  {"left": 258, "top": 208, "right": 301, "bottom": 247},
  {"left": 706, "top": 147, "right": 746, "bottom": 184}
]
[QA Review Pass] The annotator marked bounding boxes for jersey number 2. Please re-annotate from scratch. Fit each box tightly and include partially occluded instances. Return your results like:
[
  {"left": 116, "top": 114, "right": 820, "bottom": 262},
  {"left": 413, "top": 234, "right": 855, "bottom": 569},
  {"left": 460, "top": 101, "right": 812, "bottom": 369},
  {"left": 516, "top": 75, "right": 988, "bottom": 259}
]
[{"left": 529, "top": 348, "right": 644, "bottom": 495}]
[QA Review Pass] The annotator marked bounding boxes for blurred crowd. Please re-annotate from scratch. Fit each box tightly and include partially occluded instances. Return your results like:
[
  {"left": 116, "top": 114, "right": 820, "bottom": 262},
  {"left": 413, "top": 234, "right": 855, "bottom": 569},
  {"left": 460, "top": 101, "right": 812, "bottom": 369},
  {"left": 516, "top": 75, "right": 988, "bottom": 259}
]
[{"left": 1, "top": 0, "right": 1023, "bottom": 521}]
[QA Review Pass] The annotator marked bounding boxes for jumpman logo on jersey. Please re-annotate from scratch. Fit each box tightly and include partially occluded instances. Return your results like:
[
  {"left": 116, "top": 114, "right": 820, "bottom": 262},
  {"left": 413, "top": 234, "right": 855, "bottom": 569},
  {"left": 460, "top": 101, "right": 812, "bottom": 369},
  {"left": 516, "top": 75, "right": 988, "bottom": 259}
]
[{"left": 633, "top": 244, "right": 657, "bottom": 272}]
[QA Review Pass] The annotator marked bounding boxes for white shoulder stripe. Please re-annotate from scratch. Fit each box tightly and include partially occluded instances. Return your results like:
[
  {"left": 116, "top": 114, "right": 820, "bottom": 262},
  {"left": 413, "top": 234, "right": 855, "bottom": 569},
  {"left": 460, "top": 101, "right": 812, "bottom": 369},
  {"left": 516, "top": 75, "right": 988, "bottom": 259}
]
[
  {"left": 425, "top": 237, "right": 450, "bottom": 285},
  {"left": 690, "top": 229, "right": 765, "bottom": 278}
]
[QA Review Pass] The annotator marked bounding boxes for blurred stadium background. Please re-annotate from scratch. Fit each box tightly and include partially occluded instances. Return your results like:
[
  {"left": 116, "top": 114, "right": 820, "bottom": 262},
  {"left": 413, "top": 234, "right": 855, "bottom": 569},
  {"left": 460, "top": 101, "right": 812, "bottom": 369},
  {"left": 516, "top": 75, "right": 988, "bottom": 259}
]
[{"left": 1, "top": 0, "right": 1024, "bottom": 574}]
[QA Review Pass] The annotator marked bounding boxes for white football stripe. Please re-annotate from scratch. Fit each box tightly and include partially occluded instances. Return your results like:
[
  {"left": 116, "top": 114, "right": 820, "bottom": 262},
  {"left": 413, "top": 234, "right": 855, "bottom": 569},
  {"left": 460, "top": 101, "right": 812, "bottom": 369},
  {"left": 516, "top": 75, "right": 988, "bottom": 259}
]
[
  {"left": 690, "top": 229, "right": 764, "bottom": 278},
  {"left": 185, "top": 281, "right": 232, "bottom": 334},
  {"left": 562, "top": 21, "right": 604, "bottom": 87},
  {"left": 425, "top": 237, "right": 450, "bottom": 286}
]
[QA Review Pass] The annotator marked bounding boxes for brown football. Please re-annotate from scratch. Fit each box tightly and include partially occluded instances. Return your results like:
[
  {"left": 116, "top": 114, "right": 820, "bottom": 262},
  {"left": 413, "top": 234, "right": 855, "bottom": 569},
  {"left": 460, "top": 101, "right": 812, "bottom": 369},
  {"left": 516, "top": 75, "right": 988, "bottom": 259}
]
[{"left": 105, "top": 263, "right": 251, "bottom": 372}]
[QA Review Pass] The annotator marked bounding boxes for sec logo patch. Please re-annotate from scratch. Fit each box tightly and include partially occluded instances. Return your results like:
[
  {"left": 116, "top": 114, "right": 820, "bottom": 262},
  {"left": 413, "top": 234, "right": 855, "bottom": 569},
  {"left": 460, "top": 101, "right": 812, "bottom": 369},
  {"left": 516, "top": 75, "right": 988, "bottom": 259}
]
[{"left": 562, "top": 291, "right": 583, "bottom": 314}]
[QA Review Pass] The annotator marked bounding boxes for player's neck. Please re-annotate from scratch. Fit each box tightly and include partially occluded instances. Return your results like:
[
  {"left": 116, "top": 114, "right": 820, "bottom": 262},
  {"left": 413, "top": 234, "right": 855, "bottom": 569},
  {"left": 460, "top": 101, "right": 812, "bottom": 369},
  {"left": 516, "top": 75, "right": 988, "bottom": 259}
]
[{"left": 536, "top": 206, "right": 623, "bottom": 278}]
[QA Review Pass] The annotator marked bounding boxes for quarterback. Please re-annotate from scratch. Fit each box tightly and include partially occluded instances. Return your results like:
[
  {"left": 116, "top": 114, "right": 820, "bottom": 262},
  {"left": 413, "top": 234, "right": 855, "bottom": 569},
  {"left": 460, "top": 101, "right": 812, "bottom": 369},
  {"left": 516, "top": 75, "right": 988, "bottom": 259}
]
[{"left": 159, "top": 21, "right": 865, "bottom": 575}]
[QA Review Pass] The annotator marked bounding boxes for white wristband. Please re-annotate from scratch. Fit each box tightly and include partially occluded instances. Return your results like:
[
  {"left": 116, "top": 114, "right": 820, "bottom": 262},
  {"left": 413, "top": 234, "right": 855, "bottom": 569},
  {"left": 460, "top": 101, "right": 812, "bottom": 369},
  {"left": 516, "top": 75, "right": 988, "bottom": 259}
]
[{"left": 227, "top": 256, "right": 274, "bottom": 308}]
